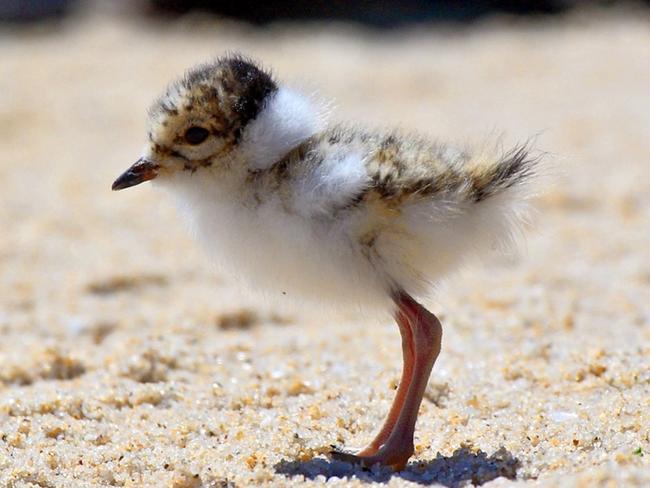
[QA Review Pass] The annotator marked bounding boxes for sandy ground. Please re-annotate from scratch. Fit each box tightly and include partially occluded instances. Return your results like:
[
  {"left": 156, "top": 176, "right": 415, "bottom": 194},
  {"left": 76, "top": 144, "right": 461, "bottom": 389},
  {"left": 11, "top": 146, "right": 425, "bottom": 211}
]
[{"left": 1, "top": 7, "right": 649, "bottom": 487}]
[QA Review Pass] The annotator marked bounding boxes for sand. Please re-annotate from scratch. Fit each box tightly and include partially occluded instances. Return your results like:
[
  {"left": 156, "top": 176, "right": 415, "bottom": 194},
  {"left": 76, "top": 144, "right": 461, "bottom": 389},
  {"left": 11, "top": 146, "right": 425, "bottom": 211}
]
[{"left": 0, "top": 7, "right": 649, "bottom": 487}]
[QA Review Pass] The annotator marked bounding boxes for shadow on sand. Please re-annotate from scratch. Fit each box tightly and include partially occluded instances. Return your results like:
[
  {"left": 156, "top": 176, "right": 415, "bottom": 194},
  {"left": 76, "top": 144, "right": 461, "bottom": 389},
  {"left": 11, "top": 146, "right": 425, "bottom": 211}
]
[{"left": 275, "top": 446, "right": 520, "bottom": 486}]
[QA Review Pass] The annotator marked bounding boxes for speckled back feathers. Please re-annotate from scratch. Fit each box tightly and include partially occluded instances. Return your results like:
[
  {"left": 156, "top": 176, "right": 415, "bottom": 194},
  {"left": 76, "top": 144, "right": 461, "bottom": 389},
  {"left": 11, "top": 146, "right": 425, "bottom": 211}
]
[{"left": 249, "top": 123, "right": 539, "bottom": 217}]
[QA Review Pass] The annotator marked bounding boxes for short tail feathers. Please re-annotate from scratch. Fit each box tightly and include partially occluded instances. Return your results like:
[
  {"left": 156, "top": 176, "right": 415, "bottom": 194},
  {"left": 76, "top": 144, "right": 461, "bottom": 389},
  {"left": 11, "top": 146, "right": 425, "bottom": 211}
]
[{"left": 469, "top": 142, "right": 542, "bottom": 204}]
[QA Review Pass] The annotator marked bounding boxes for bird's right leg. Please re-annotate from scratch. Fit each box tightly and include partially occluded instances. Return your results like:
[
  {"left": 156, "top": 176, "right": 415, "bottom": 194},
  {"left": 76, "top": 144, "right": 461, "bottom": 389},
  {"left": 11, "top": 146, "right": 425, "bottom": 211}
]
[
  {"left": 330, "top": 292, "right": 442, "bottom": 470},
  {"left": 330, "top": 294, "right": 416, "bottom": 457},
  {"left": 353, "top": 307, "right": 415, "bottom": 456}
]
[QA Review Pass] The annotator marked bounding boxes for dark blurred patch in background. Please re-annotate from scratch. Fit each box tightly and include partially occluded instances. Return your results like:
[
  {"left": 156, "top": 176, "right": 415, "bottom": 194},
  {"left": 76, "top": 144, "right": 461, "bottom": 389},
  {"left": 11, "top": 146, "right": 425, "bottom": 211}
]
[
  {"left": 148, "top": 0, "right": 573, "bottom": 25},
  {"left": 0, "top": 0, "right": 647, "bottom": 26},
  {"left": 0, "top": 0, "right": 71, "bottom": 22}
]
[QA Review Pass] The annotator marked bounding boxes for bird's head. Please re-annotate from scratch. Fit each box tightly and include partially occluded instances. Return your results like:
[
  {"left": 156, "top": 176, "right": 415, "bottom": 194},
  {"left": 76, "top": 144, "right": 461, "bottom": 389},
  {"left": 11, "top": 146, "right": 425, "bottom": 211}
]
[{"left": 112, "top": 55, "right": 277, "bottom": 191}]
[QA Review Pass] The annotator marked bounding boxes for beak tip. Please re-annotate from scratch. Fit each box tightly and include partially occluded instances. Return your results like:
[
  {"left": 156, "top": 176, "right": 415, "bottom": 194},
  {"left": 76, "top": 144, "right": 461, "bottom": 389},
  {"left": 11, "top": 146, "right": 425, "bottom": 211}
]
[
  {"left": 111, "top": 174, "right": 131, "bottom": 191},
  {"left": 112, "top": 158, "right": 159, "bottom": 191}
]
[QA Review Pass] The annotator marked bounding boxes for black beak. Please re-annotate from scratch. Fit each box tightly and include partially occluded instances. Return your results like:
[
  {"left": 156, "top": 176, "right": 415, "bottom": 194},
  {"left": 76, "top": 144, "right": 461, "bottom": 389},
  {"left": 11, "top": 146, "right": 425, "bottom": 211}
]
[{"left": 112, "top": 158, "right": 159, "bottom": 191}]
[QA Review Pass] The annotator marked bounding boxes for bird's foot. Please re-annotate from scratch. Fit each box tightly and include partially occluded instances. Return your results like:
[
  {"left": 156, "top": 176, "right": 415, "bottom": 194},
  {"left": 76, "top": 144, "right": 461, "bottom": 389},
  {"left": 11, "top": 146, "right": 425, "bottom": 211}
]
[{"left": 329, "top": 443, "right": 412, "bottom": 471}]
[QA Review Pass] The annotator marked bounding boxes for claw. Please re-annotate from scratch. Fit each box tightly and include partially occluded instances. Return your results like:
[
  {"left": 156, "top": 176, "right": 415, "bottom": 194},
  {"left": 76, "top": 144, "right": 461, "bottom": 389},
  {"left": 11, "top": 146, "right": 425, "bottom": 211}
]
[{"left": 329, "top": 447, "right": 360, "bottom": 462}]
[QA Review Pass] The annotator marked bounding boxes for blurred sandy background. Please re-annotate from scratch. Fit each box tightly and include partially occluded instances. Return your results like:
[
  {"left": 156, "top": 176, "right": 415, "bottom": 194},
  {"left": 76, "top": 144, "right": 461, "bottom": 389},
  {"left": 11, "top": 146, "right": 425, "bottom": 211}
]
[{"left": 1, "top": 1, "right": 649, "bottom": 486}]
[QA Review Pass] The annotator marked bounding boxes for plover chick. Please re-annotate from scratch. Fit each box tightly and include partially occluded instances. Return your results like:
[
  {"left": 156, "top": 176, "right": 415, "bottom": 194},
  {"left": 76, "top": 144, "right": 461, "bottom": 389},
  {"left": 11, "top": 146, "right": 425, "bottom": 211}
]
[{"left": 113, "top": 55, "right": 539, "bottom": 470}]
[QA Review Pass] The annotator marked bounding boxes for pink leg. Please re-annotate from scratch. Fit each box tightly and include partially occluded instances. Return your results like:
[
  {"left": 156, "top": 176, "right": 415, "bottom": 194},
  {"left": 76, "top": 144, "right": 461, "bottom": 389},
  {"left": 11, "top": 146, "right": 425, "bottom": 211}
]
[
  {"left": 331, "top": 292, "right": 442, "bottom": 470},
  {"left": 354, "top": 307, "right": 415, "bottom": 456}
]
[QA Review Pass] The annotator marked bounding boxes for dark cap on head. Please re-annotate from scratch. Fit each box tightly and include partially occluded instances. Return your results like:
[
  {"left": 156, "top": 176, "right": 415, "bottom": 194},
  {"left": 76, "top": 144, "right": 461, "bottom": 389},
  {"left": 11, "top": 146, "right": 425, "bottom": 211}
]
[{"left": 150, "top": 55, "right": 278, "bottom": 141}]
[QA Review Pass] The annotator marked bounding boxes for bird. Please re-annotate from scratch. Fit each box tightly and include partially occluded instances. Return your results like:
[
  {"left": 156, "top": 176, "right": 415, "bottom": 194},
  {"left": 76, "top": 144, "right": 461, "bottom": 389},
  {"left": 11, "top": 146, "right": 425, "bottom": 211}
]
[{"left": 112, "top": 54, "right": 539, "bottom": 471}]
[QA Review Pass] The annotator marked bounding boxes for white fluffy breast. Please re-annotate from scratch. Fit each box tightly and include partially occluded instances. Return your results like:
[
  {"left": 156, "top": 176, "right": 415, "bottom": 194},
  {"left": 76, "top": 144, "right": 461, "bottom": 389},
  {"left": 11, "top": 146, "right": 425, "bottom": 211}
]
[{"left": 163, "top": 172, "right": 392, "bottom": 312}]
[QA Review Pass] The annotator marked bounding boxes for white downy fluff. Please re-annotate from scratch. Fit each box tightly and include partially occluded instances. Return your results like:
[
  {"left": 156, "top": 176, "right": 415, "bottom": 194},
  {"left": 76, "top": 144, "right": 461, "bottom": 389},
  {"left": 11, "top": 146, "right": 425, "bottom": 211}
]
[
  {"left": 155, "top": 88, "right": 536, "bottom": 313},
  {"left": 241, "top": 88, "right": 326, "bottom": 170}
]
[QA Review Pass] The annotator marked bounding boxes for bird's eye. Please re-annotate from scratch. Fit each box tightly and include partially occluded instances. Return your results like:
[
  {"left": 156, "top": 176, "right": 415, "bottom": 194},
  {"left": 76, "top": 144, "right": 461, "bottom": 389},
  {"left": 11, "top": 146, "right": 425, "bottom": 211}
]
[{"left": 184, "top": 126, "right": 210, "bottom": 145}]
